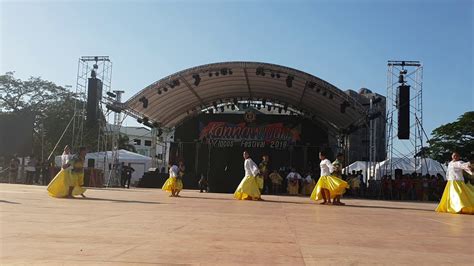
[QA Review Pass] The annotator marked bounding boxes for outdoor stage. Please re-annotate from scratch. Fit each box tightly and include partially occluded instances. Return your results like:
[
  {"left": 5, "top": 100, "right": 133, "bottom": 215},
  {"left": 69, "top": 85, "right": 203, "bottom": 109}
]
[{"left": 1, "top": 184, "right": 472, "bottom": 265}]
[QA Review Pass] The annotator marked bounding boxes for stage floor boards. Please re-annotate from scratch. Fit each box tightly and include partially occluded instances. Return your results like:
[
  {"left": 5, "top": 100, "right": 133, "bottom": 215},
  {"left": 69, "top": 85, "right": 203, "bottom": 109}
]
[{"left": 1, "top": 184, "right": 473, "bottom": 265}]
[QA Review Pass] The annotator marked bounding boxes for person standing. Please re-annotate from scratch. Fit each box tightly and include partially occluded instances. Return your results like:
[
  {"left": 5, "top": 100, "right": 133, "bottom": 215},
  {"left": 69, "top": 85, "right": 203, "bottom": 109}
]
[
  {"left": 234, "top": 151, "right": 262, "bottom": 200},
  {"left": 310, "top": 151, "right": 349, "bottom": 205},
  {"left": 269, "top": 170, "right": 283, "bottom": 194},
  {"left": 8, "top": 155, "right": 19, "bottom": 184},
  {"left": 435, "top": 152, "right": 473, "bottom": 214},
  {"left": 123, "top": 164, "right": 135, "bottom": 189},
  {"left": 259, "top": 155, "right": 271, "bottom": 194},
  {"left": 331, "top": 153, "right": 346, "bottom": 205},
  {"left": 25, "top": 155, "right": 37, "bottom": 185},
  {"left": 286, "top": 169, "right": 301, "bottom": 195},
  {"left": 198, "top": 174, "right": 208, "bottom": 193}
]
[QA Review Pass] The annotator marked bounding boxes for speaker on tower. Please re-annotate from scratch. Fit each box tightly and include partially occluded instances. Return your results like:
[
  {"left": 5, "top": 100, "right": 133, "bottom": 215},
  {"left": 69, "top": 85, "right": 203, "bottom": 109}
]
[
  {"left": 397, "top": 84, "right": 410, "bottom": 139},
  {"left": 86, "top": 77, "right": 103, "bottom": 125}
]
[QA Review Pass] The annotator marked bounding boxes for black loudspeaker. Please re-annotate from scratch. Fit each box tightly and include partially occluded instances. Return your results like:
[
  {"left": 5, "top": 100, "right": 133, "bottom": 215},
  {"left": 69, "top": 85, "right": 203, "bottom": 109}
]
[
  {"left": 86, "top": 77, "right": 103, "bottom": 124},
  {"left": 397, "top": 85, "right": 410, "bottom": 139},
  {"left": 0, "top": 111, "right": 35, "bottom": 156},
  {"left": 87, "top": 158, "right": 95, "bottom": 168}
]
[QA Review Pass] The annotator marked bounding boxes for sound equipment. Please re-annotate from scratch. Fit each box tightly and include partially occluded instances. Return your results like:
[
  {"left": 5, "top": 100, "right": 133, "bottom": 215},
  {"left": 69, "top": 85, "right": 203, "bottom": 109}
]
[
  {"left": 86, "top": 77, "right": 103, "bottom": 124},
  {"left": 397, "top": 85, "right": 410, "bottom": 139}
]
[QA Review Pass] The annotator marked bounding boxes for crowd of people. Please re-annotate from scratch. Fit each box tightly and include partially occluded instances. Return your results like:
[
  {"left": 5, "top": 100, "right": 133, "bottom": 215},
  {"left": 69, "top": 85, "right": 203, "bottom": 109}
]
[{"left": 0, "top": 154, "right": 52, "bottom": 185}]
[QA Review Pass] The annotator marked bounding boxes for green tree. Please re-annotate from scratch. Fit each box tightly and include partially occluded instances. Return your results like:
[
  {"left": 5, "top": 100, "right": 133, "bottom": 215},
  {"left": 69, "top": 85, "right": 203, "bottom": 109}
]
[
  {"left": 0, "top": 72, "right": 105, "bottom": 159},
  {"left": 428, "top": 112, "right": 474, "bottom": 162}
]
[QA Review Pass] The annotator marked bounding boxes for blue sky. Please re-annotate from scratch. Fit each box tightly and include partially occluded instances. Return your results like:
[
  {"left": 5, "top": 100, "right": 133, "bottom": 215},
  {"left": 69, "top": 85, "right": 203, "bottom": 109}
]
[{"left": 1, "top": 0, "right": 472, "bottom": 140}]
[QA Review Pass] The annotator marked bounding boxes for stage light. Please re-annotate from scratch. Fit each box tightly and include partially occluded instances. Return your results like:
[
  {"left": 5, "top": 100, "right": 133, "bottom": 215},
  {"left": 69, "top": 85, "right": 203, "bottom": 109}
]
[
  {"left": 157, "top": 89, "right": 162, "bottom": 95},
  {"left": 368, "top": 111, "right": 382, "bottom": 120},
  {"left": 307, "top": 81, "right": 316, "bottom": 89},
  {"left": 209, "top": 73, "right": 213, "bottom": 77},
  {"left": 213, "top": 102, "right": 218, "bottom": 109},
  {"left": 256, "top": 67, "right": 264, "bottom": 76},
  {"left": 276, "top": 73, "right": 280, "bottom": 78},
  {"left": 220, "top": 68, "right": 228, "bottom": 75},
  {"left": 271, "top": 73, "right": 275, "bottom": 78},
  {"left": 163, "top": 87, "right": 168, "bottom": 92},
  {"left": 215, "top": 72, "right": 219, "bottom": 76},
  {"left": 142, "top": 117, "right": 149, "bottom": 123},
  {"left": 192, "top": 74, "right": 201, "bottom": 86},
  {"left": 139, "top": 97, "right": 148, "bottom": 108},
  {"left": 137, "top": 118, "right": 143, "bottom": 123},
  {"left": 106, "top": 104, "right": 121, "bottom": 113},
  {"left": 278, "top": 107, "right": 282, "bottom": 114},
  {"left": 106, "top": 91, "right": 116, "bottom": 98},
  {"left": 340, "top": 101, "right": 350, "bottom": 113},
  {"left": 257, "top": 104, "right": 261, "bottom": 110},
  {"left": 209, "top": 108, "right": 214, "bottom": 114},
  {"left": 329, "top": 93, "right": 334, "bottom": 99},
  {"left": 322, "top": 90, "right": 327, "bottom": 97},
  {"left": 398, "top": 74, "right": 405, "bottom": 84},
  {"left": 267, "top": 105, "right": 271, "bottom": 111},
  {"left": 286, "top": 75, "right": 294, "bottom": 88},
  {"left": 90, "top": 69, "right": 97, "bottom": 78},
  {"left": 316, "top": 88, "right": 321, "bottom": 93},
  {"left": 220, "top": 106, "right": 225, "bottom": 112},
  {"left": 228, "top": 69, "right": 233, "bottom": 75},
  {"left": 372, "top": 97, "right": 382, "bottom": 104},
  {"left": 231, "top": 105, "right": 236, "bottom": 110}
]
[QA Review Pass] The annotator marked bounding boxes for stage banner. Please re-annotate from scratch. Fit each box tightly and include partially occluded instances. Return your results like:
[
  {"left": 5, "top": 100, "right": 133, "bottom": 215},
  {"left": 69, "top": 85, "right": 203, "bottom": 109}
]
[{"left": 199, "top": 122, "right": 301, "bottom": 149}]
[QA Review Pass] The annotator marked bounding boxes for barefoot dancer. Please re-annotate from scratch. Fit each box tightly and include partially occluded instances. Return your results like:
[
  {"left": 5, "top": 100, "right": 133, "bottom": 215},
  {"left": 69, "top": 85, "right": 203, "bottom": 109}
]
[
  {"left": 310, "top": 151, "right": 349, "bottom": 205},
  {"left": 234, "top": 151, "right": 262, "bottom": 200}
]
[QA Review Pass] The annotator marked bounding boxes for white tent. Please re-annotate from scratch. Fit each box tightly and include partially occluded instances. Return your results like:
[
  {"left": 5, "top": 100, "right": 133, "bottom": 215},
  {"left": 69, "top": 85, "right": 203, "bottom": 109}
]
[
  {"left": 55, "top": 149, "right": 152, "bottom": 184},
  {"left": 373, "top": 157, "right": 446, "bottom": 179},
  {"left": 343, "top": 161, "right": 369, "bottom": 174}
]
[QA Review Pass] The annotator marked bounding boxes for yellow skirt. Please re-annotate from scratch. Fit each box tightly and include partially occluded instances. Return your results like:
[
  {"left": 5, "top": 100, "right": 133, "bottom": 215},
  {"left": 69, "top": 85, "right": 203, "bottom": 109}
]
[
  {"left": 162, "top": 177, "right": 183, "bottom": 192},
  {"left": 435, "top": 180, "right": 474, "bottom": 214},
  {"left": 234, "top": 175, "right": 261, "bottom": 200},
  {"left": 47, "top": 169, "right": 86, "bottom": 198},
  {"left": 310, "top": 175, "right": 349, "bottom": 201}
]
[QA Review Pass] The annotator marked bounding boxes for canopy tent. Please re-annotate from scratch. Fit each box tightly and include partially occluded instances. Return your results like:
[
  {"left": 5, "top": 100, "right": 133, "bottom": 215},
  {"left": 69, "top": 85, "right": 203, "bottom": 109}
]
[
  {"left": 343, "top": 161, "right": 369, "bottom": 174},
  {"left": 373, "top": 157, "right": 446, "bottom": 180},
  {"left": 55, "top": 149, "right": 152, "bottom": 185}
]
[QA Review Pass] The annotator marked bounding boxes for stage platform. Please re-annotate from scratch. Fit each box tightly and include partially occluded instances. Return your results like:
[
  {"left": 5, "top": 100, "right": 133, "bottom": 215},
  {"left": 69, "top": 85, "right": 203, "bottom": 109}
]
[{"left": 1, "top": 184, "right": 472, "bottom": 265}]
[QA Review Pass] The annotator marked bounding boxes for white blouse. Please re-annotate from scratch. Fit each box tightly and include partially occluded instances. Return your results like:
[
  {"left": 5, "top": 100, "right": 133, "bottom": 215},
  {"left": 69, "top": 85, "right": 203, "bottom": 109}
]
[
  {"left": 169, "top": 165, "right": 179, "bottom": 178},
  {"left": 446, "top": 160, "right": 472, "bottom": 181},
  {"left": 61, "top": 154, "right": 72, "bottom": 168},
  {"left": 244, "top": 158, "right": 260, "bottom": 177},
  {"left": 320, "top": 159, "right": 335, "bottom": 177}
]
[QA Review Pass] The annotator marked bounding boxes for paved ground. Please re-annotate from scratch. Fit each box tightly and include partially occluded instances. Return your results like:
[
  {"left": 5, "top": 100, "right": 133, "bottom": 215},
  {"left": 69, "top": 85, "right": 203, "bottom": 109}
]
[{"left": 1, "top": 184, "right": 473, "bottom": 265}]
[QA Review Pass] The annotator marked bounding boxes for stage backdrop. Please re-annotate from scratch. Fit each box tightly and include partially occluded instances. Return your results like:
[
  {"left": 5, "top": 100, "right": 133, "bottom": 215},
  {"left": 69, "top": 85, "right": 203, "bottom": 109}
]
[{"left": 171, "top": 112, "right": 328, "bottom": 193}]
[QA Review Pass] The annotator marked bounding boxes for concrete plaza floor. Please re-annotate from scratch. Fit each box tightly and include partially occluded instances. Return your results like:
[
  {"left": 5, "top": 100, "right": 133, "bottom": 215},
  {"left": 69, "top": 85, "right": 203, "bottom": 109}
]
[{"left": 1, "top": 184, "right": 473, "bottom": 265}]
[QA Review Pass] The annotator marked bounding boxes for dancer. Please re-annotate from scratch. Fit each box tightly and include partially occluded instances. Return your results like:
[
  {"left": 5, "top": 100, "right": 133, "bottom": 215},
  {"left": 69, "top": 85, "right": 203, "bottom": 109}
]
[
  {"left": 176, "top": 161, "right": 185, "bottom": 197},
  {"left": 331, "top": 153, "right": 346, "bottom": 205},
  {"left": 234, "top": 151, "right": 262, "bottom": 200},
  {"left": 47, "top": 146, "right": 87, "bottom": 198},
  {"left": 310, "top": 151, "right": 349, "bottom": 205},
  {"left": 435, "top": 152, "right": 473, "bottom": 214},
  {"left": 162, "top": 163, "right": 182, "bottom": 197}
]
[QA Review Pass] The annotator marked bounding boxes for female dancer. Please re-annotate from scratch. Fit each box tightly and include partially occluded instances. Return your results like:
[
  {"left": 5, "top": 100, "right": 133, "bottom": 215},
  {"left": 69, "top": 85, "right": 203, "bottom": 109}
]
[
  {"left": 310, "top": 151, "right": 349, "bottom": 205},
  {"left": 47, "top": 146, "right": 86, "bottom": 198},
  {"left": 162, "top": 163, "right": 182, "bottom": 197},
  {"left": 435, "top": 152, "right": 473, "bottom": 214},
  {"left": 234, "top": 151, "right": 262, "bottom": 200}
]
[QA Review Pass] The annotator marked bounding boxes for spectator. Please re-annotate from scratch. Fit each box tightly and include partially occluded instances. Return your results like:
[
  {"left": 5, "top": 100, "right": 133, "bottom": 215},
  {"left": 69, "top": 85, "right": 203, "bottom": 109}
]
[
  {"left": 269, "top": 170, "right": 283, "bottom": 194},
  {"left": 9, "top": 155, "right": 19, "bottom": 184}
]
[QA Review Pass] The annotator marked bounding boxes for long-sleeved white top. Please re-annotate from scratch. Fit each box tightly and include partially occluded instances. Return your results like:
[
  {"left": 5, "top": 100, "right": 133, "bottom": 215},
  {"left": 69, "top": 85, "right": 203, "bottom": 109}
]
[
  {"left": 169, "top": 165, "right": 179, "bottom": 178},
  {"left": 244, "top": 158, "right": 260, "bottom": 177},
  {"left": 446, "top": 160, "right": 472, "bottom": 181},
  {"left": 61, "top": 154, "right": 72, "bottom": 169},
  {"left": 320, "top": 159, "right": 335, "bottom": 177}
]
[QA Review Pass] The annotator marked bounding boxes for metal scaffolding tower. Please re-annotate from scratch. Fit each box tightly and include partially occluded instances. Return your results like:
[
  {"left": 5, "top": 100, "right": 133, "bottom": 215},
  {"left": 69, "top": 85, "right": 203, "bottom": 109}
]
[
  {"left": 386, "top": 60, "right": 424, "bottom": 177},
  {"left": 72, "top": 56, "right": 112, "bottom": 149}
]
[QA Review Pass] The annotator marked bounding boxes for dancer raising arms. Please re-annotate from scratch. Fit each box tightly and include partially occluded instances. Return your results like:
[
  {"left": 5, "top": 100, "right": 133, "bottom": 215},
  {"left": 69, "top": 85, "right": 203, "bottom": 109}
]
[
  {"left": 435, "top": 152, "right": 474, "bottom": 214},
  {"left": 310, "top": 151, "right": 349, "bottom": 205},
  {"left": 234, "top": 151, "right": 262, "bottom": 200}
]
